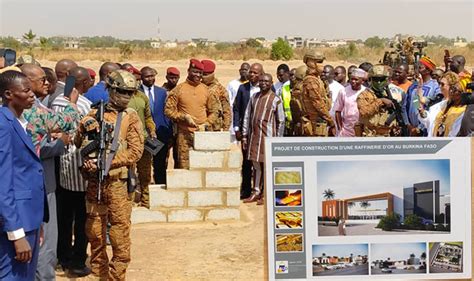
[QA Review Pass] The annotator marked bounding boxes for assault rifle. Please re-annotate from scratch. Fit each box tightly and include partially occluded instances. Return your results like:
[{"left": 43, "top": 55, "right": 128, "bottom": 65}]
[
  {"left": 383, "top": 88, "right": 408, "bottom": 136},
  {"left": 80, "top": 101, "right": 113, "bottom": 202}
]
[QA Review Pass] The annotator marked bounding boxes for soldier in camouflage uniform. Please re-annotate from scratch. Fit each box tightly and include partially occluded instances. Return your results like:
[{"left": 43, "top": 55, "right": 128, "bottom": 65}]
[
  {"left": 74, "top": 70, "right": 144, "bottom": 280},
  {"left": 289, "top": 65, "right": 307, "bottom": 136},
  {"left": 201, "top": 59, "right": 231, "bottom": 131},
  {"left": 164, "top": 59, "right": 219, "bottom": 169},
  {"left": 301, "top": 50, "right": 335, "bottom": 136},
  {"left": 356, "top": 64, "right": 405, "bottom": 137}
]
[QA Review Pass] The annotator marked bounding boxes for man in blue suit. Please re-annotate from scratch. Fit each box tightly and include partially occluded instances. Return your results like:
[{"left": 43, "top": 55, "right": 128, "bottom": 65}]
[
  {"left": 232, "top": 63, "right": 263, "bottom": 200},
  {"left": 0, "top": 70, "right": 46, "bottom": 281},
  {"left": 140, "top": 67, "right": 173, "bottom": 185}
]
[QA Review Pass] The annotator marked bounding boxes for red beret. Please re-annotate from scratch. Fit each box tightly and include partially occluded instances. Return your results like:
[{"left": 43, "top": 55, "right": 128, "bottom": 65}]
[
  {"left": 201, "top": 59, "right": 216, "bottom": 73},
  {"left": 87, "top": 68, "right": 96, "bottom": 79},
  {"left": 167, "top": 67, "right": 180, "bottom": 76},
  {"left": 130, "top": 66, "right": 141, "bottom": 75},
  {"left": 189, "top": 59, "right": 204, "bottom": 71}
]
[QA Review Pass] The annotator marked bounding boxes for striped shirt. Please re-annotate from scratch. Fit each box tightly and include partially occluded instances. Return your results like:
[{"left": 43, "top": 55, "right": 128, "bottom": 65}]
[
  {"left": 242, "top": 90, "right": 285, "bottom": 162},
  {"left": 52, "top": 94, "right": 92, "bottom": 192}
]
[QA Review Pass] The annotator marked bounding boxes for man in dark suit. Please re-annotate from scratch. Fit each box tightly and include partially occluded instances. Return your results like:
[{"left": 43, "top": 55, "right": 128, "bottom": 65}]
[
  {"left": 140, "top": 67, "right": 173, "bottom": 185},
  {"left": 0, "top": 70, "right": 46, "bottom": 280},
  {"left": 232, "top": 63, "right": 263, "bottom": 200}
]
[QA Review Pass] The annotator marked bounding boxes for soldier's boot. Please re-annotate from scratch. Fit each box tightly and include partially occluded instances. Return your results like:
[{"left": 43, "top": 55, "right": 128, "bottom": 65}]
[
  {"left": 107, "top": 181, "right": 132, "bottom": 281},
  {"left": 85, "top": 204, "right": 109, "bottom": 279}
]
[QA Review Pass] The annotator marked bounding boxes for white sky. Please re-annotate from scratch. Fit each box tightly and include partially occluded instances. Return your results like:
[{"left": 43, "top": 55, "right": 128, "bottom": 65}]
[
  {"left": 0, "top": 0, "right": 472, "bottom": 41},
  {"left": 317, "top": 159, "right": 450, "bottom": 211},
  {"left": 371, "top": 243, "right": 426, "bottom": 260},
  {"left": 313, "top": 244, "right": 368, "bottom": 257}
]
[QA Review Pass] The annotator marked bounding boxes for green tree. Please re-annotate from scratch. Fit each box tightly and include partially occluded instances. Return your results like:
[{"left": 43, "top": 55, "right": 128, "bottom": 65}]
[
  {"left": 119, "top": 43, "right": 133, "bottom": 59},
  {"left": 322, "top": 189, "right": 335, "bottom": 200},
  {"left": 336, "top": 42, "right": 358, "bottom": 60},
  {"left": 271, "top": 38, "right": 293, "bottom": 60},
  {"left": 39, "top": 37, "right": 51, "bottom": 52},
  {"left": 376, "top": 213, "right": 401, "bottom": 231},
  {"left": 0, "top": 36, "right": 22, "bottom": 50},
  {"left": 364, "top": 36, "right": 385, "bottom": 49},
  {"left": 403, "top": 214, "right": 423, "bottom": 229},
  {"left": 22, "top": 29, "right": 36, "bottom": 55}
]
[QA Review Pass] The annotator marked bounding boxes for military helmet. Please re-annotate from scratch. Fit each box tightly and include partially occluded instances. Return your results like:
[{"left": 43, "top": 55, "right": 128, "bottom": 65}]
[
  {"left": 303, "top": 50, "right": 325, "bottom": 64},
  {"left": 369, "top": 64, "right": 391, "bottom": 78},
  {"left": 295, "top": 65, "right": 307, "bottom": 80},
  {"left": 16, "top": 55, "right": 40, "bottom": 66},
  {"left": 106, "top": 69, "right": 138, "bottom": 92}
]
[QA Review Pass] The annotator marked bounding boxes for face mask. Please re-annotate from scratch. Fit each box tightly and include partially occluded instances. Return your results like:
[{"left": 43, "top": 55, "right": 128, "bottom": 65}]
[
  {"left": 201, "top": 73, "right": 215, "bottom": 85},
  {"left": 109, "top": 91, "right": 132, "bottom": 111},
  {"left": 371, "top": 80, "right": 388, "bottom": 93}
]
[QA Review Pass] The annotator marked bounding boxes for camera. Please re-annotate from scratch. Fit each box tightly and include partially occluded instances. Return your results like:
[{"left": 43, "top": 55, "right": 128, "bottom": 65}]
[
  {"left": 466, "top": 82, "right": 474, "bottom": 91},
  {"left": 0, "top": 48, "right": 17, "bottom": 67}
]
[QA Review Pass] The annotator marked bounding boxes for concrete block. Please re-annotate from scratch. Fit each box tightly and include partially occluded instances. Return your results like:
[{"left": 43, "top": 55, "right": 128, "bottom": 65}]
[
  {"left": 131, "top": 207, "right": 167, "bottom": 224},
  {"left": 166, "top": 169, "right": 202, "bottom": 189},
  {"left": 226, "top": 191, "right": 240, "bottom": 207},
  {"left": 189, "top": 151, "right": 225, "bottom": 169},
  {"left": 168, "top": 209, "right": 203, "bottom": 222},
  {"left": 149, "top": 185, "right": 185, "bottom": 208},
  {"left": 194, "top": 131, "right": 231, "bottom": 151},
  {"left": 206, "top": 208, "right": 240, "bottom": 221},
  {"left": 227, "top": 148, "right": 243, "bottom": 168},
  {"left": 188, "top": 191, "right": 223, "bottom": 207},
  {"left": 206, "top": 171, "right": 241, "bottom": 188}
]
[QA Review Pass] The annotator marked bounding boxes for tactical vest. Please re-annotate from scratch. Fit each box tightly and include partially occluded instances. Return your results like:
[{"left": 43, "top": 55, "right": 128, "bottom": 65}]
[{"left": 81, "top": 108, "right": 135, "bottom": 181}]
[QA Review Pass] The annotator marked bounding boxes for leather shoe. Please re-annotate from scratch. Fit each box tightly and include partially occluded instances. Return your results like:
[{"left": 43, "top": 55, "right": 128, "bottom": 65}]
[
  {"left": 257, "top": 197, "right": 265, "bottom": 205},
  {"left": 69, "top": 266, "right": 92, "bottom": 277},
  {"left": 243, "top": 193, "right": 260, "bottom": 203}
]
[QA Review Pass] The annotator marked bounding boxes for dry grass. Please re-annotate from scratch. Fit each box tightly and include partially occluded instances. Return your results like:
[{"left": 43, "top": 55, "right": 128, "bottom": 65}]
[{"left": 27, "top": 45, "right": 474, "bottom": 67}]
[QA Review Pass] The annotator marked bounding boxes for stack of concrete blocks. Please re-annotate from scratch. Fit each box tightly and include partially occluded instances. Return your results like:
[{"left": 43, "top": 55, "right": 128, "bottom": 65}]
[{"left": 132, "top": 131, "right": 243, "bottom": 223}]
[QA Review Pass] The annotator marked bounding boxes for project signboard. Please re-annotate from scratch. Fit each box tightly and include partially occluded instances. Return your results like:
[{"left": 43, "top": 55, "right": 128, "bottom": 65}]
[{"left": 266, "top": 137, "right": 472, "bottom": 280}]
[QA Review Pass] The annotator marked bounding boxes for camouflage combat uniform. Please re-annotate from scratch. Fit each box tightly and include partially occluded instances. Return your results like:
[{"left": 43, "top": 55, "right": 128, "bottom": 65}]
[
  {"left": 204, "top": 78, "right": 231, "bottom": 131},
  {"left": 164, "top": 79, "right": 218, "bottom": 169},
  {"left": 356, "top": 65, "right": 404, "bottom": 137},
  {"left": 74, "top": 70, "right": 144, "bottom": 280},
  {"left": 301, "top": 67, "right": 334, "bottom": 136},
  {"left": 289, "top": 65, "right": 306, "bottom": 136},
  {"left": 127, "top": 90, "right": 156, "bottom": 207}
]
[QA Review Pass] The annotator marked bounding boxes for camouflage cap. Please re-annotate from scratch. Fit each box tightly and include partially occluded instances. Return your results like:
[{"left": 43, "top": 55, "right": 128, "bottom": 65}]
[
  {"left": 106, "top": 69, "right": 138, "bottom": 91},
  {"left": 369, "top": 64, "right": 391, "bottom": 78},
  {"left": 16, "top": 55, "right": 40, "bottom": 66},
  {"left": 295, "top": 65, "right": 307, "bottom": 80},
  {"left": 303, "top": 50, "right": 325, "bottom": 64}
]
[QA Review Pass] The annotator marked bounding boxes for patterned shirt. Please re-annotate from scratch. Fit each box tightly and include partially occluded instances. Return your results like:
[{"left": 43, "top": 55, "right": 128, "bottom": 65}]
[{"left": 23, "top": 98, "right": 79, "bottom": 154}]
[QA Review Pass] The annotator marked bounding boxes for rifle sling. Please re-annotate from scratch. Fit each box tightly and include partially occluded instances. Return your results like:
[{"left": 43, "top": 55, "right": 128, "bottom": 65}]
[{"left": 104, "top": 111, "right": 123, "bottom": 176}]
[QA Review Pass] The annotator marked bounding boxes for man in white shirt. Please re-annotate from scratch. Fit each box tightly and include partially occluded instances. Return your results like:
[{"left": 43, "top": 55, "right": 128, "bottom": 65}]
[
  {"left": 321, "top": 65, "right": 345, "bottom": 118},
  {"left": 227, "top": 62, "right": 249, "bottom": 143},
  {"left": 273, "top": 64, "right": 290, "bottom": 97}
]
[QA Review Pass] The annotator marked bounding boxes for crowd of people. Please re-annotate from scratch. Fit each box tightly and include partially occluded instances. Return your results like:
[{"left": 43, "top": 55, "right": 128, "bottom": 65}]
[{"left": 0, "top": 48, "right": 472, "bottom": 280}]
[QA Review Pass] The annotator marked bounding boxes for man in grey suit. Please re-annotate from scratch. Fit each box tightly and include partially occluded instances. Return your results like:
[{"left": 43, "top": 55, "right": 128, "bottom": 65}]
[{"left": 36, "top": 134, "right": 70, "bottom": 280}]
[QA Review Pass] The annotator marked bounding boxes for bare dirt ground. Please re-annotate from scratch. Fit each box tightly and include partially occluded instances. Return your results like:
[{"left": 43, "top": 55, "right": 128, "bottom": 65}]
[{"left": 57, "top": 203, "right": 268, "bottom": 281}]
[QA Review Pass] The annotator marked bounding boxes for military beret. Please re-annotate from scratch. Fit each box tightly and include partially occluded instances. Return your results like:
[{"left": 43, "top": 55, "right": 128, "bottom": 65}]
[
  {"left": 125, "top": 66, "right": 141, "bottom": 76},
  {"left": 189, "top": 59, "right": 204, "bottom": 71},
  {"left": 201, "top": 59, "right": 216, "bottom": 73},
  {"left": 166, "top": 67, "right": 180, "bottom": 76},
  {"left": 87, "top": 68, "right": 96, "bottom": 79}
]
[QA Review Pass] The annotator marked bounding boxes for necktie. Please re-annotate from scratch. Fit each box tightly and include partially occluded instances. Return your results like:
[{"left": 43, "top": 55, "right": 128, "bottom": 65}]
[{"left": 148, "top": 86, "right": 154, "bottom": 114}]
